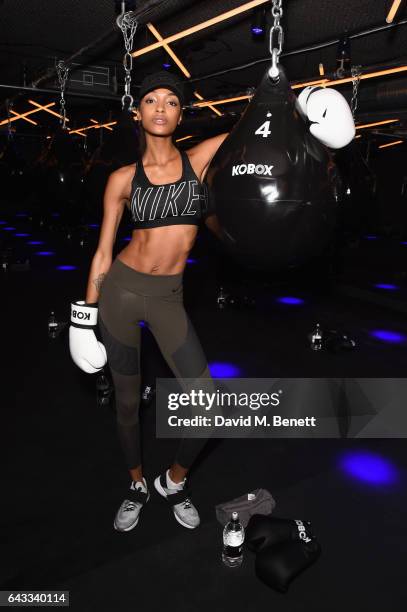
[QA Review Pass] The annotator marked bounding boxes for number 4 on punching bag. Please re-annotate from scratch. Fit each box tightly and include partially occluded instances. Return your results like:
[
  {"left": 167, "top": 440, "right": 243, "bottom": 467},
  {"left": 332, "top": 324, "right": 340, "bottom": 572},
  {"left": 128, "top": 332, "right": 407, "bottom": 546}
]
[{"left": 205, "top": 65, "right": 350, "bottom": 271}]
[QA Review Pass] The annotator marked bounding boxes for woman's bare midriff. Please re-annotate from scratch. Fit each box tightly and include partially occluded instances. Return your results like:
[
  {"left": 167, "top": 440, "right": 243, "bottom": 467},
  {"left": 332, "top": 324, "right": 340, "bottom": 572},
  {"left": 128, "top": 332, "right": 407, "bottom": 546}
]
[{"left": 116, "top": 224, "right": 198, "bottom": 275}]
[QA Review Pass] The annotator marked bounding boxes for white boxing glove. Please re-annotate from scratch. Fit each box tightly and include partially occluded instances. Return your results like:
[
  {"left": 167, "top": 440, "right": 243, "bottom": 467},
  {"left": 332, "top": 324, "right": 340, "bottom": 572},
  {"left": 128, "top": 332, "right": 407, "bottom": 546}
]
[
  {"left": 296, "top": 86, "right": 355, "bottom": 149},
  {"left": 69, "top": 301, "right": 107, "bottom": 374}
]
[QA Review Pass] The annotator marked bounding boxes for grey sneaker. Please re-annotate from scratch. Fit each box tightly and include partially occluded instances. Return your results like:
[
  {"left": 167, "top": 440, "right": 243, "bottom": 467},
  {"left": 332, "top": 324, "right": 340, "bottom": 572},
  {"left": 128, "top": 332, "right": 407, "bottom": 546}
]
[
  {"left": 113, "top": 477, "right": 150, "bottom": 532},
  {"left": 154, "top": 470, "right": 200, "bottom": 529}
]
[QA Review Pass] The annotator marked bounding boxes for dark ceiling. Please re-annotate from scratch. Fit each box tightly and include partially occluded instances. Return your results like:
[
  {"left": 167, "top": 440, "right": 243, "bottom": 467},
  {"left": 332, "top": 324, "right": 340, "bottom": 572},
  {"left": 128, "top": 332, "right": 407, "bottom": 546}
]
[{"left": 1, "top": 0, "right": 407, "bottom": 141}]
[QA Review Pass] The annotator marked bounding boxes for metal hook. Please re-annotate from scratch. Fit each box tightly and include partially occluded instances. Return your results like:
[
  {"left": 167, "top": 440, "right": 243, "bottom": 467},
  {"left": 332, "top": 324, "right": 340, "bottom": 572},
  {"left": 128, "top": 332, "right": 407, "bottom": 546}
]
[
  {"left": 268, "top": 48, "right": 280, "bottom": 81},
  {"left": 122, "top": 93, "right": 134, "bottom": 110}
]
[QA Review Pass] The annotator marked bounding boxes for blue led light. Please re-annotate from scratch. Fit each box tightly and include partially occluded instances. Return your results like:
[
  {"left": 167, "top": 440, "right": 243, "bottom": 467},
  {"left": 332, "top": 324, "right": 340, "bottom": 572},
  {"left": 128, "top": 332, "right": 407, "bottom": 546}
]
[
  {"left": 0, "top": 221, "right": 7, "bottom": 224},
  {"left": 3, "top": 227, "right": 16, "bottom": 230},
  {"left": 187, "top": 258, "right": 197, "bottom": 264},
  {"left": 373, "top": 283, "right": 398, "bottom": 290},
  {"left": 35, "top": 251, "right": 55, "bottom": 256},
  {"left": 27, "top": 241, "right": 44, "bottom": 245},
  {"left": 15, "top": 233, "right": 29, "bottom": 237},
  {"left": 338, "top": 450, "right": 399, "bottom": 485},
  {"left": 251, "top": 26, "right": 264, "bottom": 35},
  {"left": 276, "top": 296, "right": 305, "bottom": 305},
  {"left": 364, "top": 234, "right": 377, "bottom": 240},
  {"left": 370, "top": 329, "right": 406, "bottom": 344},
  {"left": 209, "top": 362, "right": 241, "bottom": 377},
  {"left": 138, "top": 320, "right": 148, "bottom": 327},
  {"left": 88, "top": 224, "right": 100, "bottom": 228},
  {"left": 123, "top": 237, "right": 131, "bottom": 241},
  {"left": 15, "top": 213, "right": 28, "bottom": 217},
  {"left": 57, "top": 265, "right": 77, "bottom": 270}
]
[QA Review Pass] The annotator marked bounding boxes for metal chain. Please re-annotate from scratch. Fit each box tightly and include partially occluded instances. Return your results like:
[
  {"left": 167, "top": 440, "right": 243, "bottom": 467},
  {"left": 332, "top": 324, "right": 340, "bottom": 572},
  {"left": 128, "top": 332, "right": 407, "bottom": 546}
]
[
  {"left": 350, "top": 65, "right": 362, "bottom": 118},
  {"left": 6, "top": 99, "right": 13, "bottom": 140},
  {"left": 56, "top": 60, "right": 69, "bottom": 130},
  {"left": 117, "top": 6, "right": 138, "bottom": 110},
  {"left": 269, "top": 0, "right": 284, "bottom": 80}
]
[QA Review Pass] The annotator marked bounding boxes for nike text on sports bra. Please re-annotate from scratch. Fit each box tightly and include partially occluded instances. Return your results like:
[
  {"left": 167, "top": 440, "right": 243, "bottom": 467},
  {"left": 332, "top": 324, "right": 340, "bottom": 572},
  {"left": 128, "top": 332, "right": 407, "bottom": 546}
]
[{"left": 128, "top": 150, "right": 209, "bottom": 229}]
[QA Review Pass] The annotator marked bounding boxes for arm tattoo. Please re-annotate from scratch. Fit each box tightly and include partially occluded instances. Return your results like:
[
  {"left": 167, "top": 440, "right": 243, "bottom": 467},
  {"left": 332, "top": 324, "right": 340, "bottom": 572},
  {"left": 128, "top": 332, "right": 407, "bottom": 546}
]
[{"left": 93, "top": 273, "right": 106, "bottom": 293}]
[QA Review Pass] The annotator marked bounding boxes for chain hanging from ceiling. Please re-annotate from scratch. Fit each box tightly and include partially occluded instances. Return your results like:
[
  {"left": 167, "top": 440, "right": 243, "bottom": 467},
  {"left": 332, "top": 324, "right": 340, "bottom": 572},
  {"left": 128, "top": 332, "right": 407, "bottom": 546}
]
[
  {"left": 56, "top": 60, "right": 69, "bottom": 130},
  {"left": 268, "top": 0, "right": 284, "bottom": 81},
  {"left": 350, "top": 65, "right": 362, "bottom": 119},
  {"left": 5, "top": 99, "right": 13, "bottom": 140},
  {"left": 116, "top": 2, "right": 138, "bottom": 111}
]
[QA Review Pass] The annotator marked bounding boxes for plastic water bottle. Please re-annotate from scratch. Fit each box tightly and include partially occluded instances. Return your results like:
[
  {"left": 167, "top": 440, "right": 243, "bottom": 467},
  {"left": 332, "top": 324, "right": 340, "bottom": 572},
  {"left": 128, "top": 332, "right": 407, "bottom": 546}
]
[
  {"left": 311, "top": 323, "right": 323, "bottom": 351},
  {"left": 217, "top": 286, "right": 227, "bottom": 309},
  {"left": 222, "top": 511, "right": 244, "bottom": 568},
  {"left": 48, "top": 311, "right": 58, "bottom": 338}
]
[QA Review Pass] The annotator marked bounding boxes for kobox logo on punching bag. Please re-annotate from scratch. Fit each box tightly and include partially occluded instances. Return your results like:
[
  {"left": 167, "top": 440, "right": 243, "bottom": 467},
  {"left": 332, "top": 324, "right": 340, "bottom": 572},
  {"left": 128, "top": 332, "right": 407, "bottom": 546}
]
[
  {"left": 232, "top": 164, "right": 274, "bottom": 176},
  {"left": 205, "top": 65, "right": 340, "bottom": 270}
]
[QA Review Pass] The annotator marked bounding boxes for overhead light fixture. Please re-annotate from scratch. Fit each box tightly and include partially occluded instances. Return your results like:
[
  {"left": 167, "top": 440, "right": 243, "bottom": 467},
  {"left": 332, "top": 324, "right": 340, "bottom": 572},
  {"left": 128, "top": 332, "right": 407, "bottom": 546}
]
[
  {"left": 96, "top": 121, "right": 114, "bottom": 132},
  {"left": 291, "top": 78, "right": 328, "bottom": 89},
  {"left": 132, "top": 0, "right": 269, "bottom": 57},
  {"left": 176, "top": 135, "right": 194, "bottom": 142},
  {"left": 193, "top": 94, "right": 251, "bottom": 108},
  {"left": 162, "top": 52, "right": 172, "bottom": 70},
  {"left": 291, "top": 64, "right": 407, "bottom": 90},
  {"left": 0, "top": 101, "right": 56, "bottom": 126},
  {"left": 69, "top": 120, "right": 116, "bottom": 135},
  {"left": 325, "top": 64, "right": 407, "bottom": 87},
  {"left": 10, "top": 109, "right": 37, "bottom": 126},
  {"left": 28, "top": 100, "right": 70, "bottom": 122},
  {"left": 356, "top": 119, "right": 399, "bottom": 129},
  {"left": 386, "top": 0, "right": 403, "bottom": 23},
  {"left": 147, "top": 23, "right": 191, "bottom": 78},
  {"left": 67, "top": 130, "right": 86, "bottom": 137},
  {"left": 319, "top": 63, "right": 325, "bottom": 76},
  {"left": 192, "top": 64, "right": 407, "bottom": 114},
  {"left": 194, "top": 91, "right": 222, "bottom": 116},
  {"left": 251, "top": 6, "right": 266, "bottom": 38},
  {"left": 378, "top": 139, "right": 403, "bottom": 149}
]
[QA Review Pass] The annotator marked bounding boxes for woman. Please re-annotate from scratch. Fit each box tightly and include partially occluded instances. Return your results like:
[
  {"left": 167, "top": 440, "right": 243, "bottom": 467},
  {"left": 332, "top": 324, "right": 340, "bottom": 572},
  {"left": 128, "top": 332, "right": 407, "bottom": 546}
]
[{"left": 84, "top": 71, "right": 227, "bottom": 532}]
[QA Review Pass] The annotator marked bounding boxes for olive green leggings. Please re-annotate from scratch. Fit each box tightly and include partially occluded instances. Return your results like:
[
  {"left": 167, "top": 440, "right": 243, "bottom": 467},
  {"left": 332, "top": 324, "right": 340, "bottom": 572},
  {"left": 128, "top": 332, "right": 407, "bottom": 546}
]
[{"left": 98, "top": 257, "right": 212, "bottom": 470}]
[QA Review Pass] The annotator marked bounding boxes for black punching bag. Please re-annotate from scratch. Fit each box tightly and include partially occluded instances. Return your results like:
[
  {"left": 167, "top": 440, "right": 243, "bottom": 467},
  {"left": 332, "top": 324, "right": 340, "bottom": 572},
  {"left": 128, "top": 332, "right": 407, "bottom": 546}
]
[{"left": 205, "top": 65, "right": 340, "bottom": 270}]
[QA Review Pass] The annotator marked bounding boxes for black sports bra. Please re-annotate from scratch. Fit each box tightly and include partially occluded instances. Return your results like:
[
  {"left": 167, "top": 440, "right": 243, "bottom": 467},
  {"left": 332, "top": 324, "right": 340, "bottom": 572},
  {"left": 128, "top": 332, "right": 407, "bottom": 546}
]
[{"left": 127, "top": 150, "right": 209, "bottom": 229}]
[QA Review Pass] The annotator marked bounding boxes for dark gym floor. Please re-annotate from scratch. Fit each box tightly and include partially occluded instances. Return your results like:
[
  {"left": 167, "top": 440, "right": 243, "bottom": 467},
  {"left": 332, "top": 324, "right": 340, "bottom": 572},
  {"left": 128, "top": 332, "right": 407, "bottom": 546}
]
[{"left": 1, "top": 205, "right": 406, "bottom": 612}]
